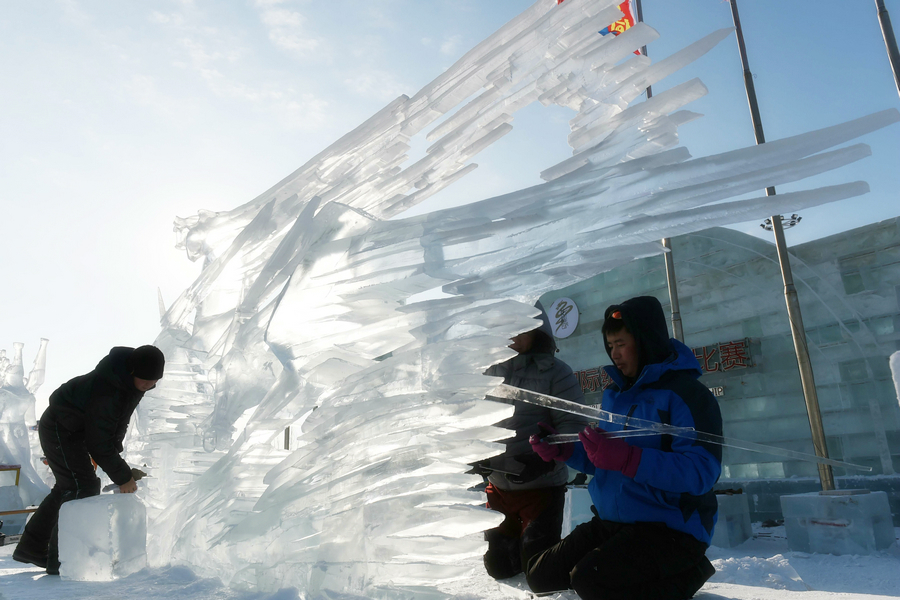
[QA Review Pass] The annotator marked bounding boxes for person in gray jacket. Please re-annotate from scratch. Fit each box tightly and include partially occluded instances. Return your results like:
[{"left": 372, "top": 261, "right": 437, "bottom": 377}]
[{"left": 481, "top": 301, "right": 590, "bottom": 580}]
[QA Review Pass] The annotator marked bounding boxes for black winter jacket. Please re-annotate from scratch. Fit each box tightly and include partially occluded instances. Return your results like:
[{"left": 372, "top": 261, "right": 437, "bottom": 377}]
[{"left": 43, "top": 347, "right": 148, "bottom": 485}]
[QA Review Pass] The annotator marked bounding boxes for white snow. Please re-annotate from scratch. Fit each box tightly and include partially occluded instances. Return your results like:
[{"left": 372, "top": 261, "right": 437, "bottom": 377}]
[{"left": 2, "top": 524, "right": 899, "bottom": 599}]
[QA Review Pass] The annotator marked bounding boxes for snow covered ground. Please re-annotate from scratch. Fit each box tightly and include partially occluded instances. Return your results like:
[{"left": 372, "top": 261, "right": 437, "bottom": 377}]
[{"left": 2, "top": 524, "right": 898, "bottom": 600}]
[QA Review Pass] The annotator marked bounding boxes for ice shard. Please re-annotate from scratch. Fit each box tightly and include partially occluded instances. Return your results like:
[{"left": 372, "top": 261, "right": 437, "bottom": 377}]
[{"left": 124, "top": 0, "right": 899, "bottom": 595}]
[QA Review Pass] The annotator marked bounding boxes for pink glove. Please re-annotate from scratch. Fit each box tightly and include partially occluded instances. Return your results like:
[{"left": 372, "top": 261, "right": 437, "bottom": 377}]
[
  {"left": 529, "top": 422, "right": 573, "bottom": 462},
  {"left": 578, "top": 426, "right": 642, "bottom": 478}
]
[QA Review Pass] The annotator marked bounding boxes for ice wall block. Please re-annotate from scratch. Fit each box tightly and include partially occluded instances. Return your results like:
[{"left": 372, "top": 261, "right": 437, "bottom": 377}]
[
  {"left": 780, "top": 490, "right": 894, "bottom": 555},
  {"left": 59, "top": 494, "right": 147, "bottom": 581},
  {"left": 710, "top": 493, "right": 752, "bottom": 548},
  {"left": 562, "top": 486, "right": 594, "bottom": 537}
]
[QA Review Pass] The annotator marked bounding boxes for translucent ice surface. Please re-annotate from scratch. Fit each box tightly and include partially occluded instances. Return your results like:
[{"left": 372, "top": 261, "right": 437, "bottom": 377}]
[
  {"left": 781, "top": 491, "right": 894, "bottom": 555},
  {"left": 59, "top": 494, "right": 148, "bottom": 581},
  {"left": 0, "top": 339, "right": 50, "bottom": 509},
  {"left": 124, "top": 0, "right": 899, "bottom": 595}
]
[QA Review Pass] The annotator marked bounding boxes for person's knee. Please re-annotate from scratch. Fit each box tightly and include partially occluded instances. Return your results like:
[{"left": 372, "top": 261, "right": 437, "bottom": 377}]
[{"left": 524, "top": 550, "right": 565, "bottom": 593}]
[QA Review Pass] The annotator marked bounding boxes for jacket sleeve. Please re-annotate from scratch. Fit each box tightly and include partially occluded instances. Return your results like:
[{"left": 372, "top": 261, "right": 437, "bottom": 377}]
[
  {"left": 548, "top": 363, "right": 593, "bottom": 435},
  {"left": 565, "top": 442, "right": 596, "bottom": 475},
  {"left": 114, "top": 417, "right": 129, "bottom": 453},
  {"left": 632, "top": 386, "right": 723, "bottom": 495},
  {"left": 84, "top": 394, "right": 133, "bottom": 485}
]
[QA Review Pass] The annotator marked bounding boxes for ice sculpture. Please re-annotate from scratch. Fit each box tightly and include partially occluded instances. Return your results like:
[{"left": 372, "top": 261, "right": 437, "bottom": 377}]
[
  {"left": 0, "top": 340, "right": 50, "bottom": 509},
  {"left": 126, "top": 0, "right": 899, "bottom": 595}
]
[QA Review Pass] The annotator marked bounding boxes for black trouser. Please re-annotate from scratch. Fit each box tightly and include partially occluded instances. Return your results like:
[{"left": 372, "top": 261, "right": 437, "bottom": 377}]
[
  {"left": 18, "top": 411, "right": 101, "bottom": 567},
  {"left": 526, "top": 517, "right": 714, "bottom": 600},
  {"left": 483, "top": 484, "right": 566, "bottom": 580}
]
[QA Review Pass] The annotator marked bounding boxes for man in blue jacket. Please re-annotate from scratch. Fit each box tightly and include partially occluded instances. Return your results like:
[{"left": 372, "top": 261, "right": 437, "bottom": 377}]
[
  {"left": 528, "top": 296, "right": 721, "bottom": 600},
  {"left": 13, "top": 345, "right": 164, "bottom": 575}
]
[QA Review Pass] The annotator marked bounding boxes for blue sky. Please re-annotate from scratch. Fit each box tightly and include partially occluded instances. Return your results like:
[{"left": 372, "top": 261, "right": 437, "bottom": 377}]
[{"left": 1, "top": 0, "right": 897, "bottom": 408}]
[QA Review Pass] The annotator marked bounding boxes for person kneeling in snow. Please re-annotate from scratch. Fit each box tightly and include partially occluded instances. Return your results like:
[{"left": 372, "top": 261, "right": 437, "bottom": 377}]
[
  {"left": 528, "top": 296, "right": 721, "bottom": 600},
  {"left": 479, "top": 301, "right": 591, "bottom": 580},
  {"left": 13, "top": 345, "right": 164, "bottom": 575}
]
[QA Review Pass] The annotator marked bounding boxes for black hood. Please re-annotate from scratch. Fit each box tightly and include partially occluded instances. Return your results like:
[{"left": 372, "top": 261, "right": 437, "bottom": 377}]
[
  {"left": 96, "top": 346, "right": 139, "bottom": 391},
  {"left": 603, "top": 296, "right": 672, "bottom": 369}
]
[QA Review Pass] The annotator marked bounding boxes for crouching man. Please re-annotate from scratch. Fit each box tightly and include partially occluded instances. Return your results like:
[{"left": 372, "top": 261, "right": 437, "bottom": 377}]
[
  {"left": 14, "top": 345, "right": 164, "bottom": 575},
  {"left": 529, "top": 296, "right": 722, "bottom": 600},
  {"left": 481, "top": 302, "right": 591, "bottom": 580}
]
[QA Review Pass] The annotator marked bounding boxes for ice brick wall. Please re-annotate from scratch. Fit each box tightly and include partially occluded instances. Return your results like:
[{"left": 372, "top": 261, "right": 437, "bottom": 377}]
[{"left": 547, "top": 220, "right": 900, "bottom": 484}]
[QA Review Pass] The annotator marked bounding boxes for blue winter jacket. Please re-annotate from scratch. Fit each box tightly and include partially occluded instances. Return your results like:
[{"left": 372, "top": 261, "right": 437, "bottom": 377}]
[{"left": 566, "top": 337, "right": 723, "bottom": 545}]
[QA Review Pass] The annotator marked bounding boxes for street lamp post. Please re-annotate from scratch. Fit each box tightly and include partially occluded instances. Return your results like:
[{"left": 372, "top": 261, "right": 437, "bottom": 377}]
[
  {"left": 730, "top": 0, "right": 835, "bottom": 491},
  {"left": 635, "top": 0, "right": 685, "bottom": 342},
  {"left": 875, "top": 0, "right": 900, "bottom": 99}
]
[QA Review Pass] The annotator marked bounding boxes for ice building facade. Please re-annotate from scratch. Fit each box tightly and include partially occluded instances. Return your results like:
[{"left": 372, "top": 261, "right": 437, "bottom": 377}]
[
  {"left": 126, "top": 0, "right": 899, "bottom": 595},
  {"left": 543, "top": 219, "right": 900, "bottom": 524}
]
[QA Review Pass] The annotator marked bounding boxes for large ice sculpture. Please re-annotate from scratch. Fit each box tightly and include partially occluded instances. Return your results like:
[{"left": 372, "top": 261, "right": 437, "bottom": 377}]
[
  {"left": 126, "top": 0, "right": 899, "bottom": 595},
  {"left": 0, "top": 340, "right": 50, "bottom": 511}
]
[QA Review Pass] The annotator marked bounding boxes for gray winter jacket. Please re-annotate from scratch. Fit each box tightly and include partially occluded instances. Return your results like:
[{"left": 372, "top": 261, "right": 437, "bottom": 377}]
[{"left": 485, "top": 305, "right": 590, "bottom": 491}]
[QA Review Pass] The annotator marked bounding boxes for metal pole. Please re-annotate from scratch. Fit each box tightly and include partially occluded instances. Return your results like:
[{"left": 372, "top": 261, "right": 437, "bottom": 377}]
[
  {"left": 876, "top": 0, "right": 900, "bottom": 99},
  {"left": 635, "top": 0, "right": 652, "bottom": 99},
  {"left": 729, "top": 0, "right": 834, "bottom": 490},
  {"left": 635, "top": 0, "right": 684, "bottom": 341},
  {"left": 770, "top": 217, "right": 836, "bottom": 490},
  {"left": 661, "top": 238, "right": 684, "bottom": 342}
]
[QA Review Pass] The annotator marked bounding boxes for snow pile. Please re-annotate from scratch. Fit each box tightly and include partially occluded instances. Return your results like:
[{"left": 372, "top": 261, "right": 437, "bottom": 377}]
[
  {"left": 115, "top": 0, "right": 900, "bottom": 595},
  {"left": 709, "top": 552, "right": 807, "bottom": 591},
  {"left": 705, "top": 525, "right": 900, "bottom": 597}
]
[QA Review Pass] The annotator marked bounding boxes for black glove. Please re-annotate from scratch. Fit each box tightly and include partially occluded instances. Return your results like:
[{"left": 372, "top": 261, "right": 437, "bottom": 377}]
[{"left": 504, "top": 452, "right": 555, "bottom": 485}]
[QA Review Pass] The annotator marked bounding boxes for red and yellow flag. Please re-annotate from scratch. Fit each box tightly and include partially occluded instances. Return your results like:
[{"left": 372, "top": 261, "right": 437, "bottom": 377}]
[
  {"left": 558, "top": 0, "right": 639, "bottom": 53},
  {"left": 557, "top": 0, "right": 637, "bottom": 36}
]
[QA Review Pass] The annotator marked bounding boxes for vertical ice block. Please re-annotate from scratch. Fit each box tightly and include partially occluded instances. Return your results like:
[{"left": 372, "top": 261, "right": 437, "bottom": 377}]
[
  {"left": 710, "top": 493, "right": 752, "bottom": 548},
  {"left": 780, "top": 490, "right": 894, "bottom": 555},
  {"left": 562, "top": 486, "right": 594, "bottom": 536},
  {"left": 58, "top": 494, "right": 147, "bottom": 581}
]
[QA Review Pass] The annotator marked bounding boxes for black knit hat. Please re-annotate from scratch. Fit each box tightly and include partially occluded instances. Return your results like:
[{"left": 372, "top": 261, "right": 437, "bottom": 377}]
[
  {"left": 602, "top": 296, "right": 673, "bottom": 369},
  {"left": 128, "top": 345, "right": 165, "bottom": 380}
]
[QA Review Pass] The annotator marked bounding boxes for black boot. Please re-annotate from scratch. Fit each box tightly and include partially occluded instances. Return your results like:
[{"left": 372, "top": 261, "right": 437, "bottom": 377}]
[
  {"left": 483, "top": 530, "right": 522, "bottom": 580},
  {"left": 12, "top": 532, "right": 49, "bottom": 569}
]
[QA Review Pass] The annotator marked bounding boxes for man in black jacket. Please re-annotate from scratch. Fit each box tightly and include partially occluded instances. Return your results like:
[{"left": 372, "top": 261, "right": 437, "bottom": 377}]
[{"left": 13, "top": 345, "right": 165, "bottom": 574}]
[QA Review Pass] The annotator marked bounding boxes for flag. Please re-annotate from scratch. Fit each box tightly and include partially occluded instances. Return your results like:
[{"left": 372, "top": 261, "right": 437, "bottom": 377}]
[
  {"left": 599, "top": 1, "right": 637, "bottom": 37},
  {"left": 558, "top": 1, "right": 640, "bottom": 53}
]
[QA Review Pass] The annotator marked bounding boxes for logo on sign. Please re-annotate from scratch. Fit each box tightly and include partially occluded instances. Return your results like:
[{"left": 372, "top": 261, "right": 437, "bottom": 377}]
[{"left": 549, "top": 297, "right": 578, "bottom": 339}]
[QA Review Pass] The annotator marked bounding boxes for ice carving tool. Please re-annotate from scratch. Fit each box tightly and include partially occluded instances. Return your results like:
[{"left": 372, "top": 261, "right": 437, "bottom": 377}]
[{"left": 102, "top": 467, "right": 150, "bottom": 492}]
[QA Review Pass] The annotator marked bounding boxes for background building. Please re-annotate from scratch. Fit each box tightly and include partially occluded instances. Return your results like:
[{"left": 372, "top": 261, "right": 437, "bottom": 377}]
[{"left": 542, "top": 218, "right": 900, "bottom": 524}]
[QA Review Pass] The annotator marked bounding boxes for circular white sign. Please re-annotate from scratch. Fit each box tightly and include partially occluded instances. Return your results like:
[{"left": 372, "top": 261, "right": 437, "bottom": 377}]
[{"left": 549, "top": 297, "right": 579, "bottom": 339}]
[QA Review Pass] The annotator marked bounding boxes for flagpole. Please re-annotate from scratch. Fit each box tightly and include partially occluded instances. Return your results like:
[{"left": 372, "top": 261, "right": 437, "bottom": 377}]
[
  {"left": 875, "top": 0, "right": 900, "bottom": 99},
  {"left": 728, "top": 0, "right": 835, "bottom": 491},
  {"left": 634, "top": 0, "right": 684, "bottom": 343}
]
